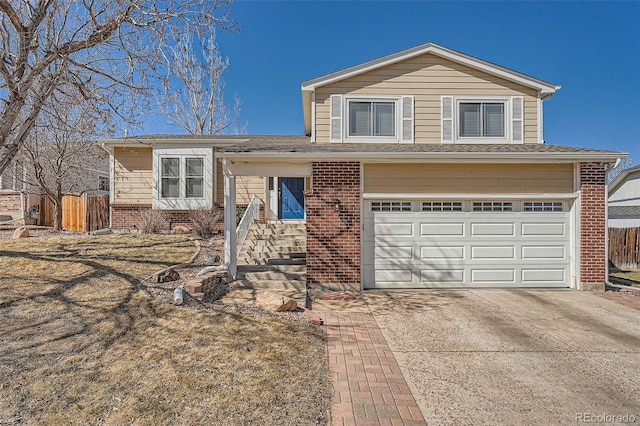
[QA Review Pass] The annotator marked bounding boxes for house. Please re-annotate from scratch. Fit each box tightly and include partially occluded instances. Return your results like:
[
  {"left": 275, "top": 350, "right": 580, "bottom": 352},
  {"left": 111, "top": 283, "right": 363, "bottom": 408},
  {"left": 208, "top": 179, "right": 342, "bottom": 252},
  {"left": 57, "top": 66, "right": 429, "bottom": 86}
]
[
  {"left": 0, "top": 161, "right": 38, "bottom": 223},
  {"left": 608, "top": 165, "right": 640, "bottom": 228},
  {"left": 215, "top": 42, "right": 625, "bottom": 292}
]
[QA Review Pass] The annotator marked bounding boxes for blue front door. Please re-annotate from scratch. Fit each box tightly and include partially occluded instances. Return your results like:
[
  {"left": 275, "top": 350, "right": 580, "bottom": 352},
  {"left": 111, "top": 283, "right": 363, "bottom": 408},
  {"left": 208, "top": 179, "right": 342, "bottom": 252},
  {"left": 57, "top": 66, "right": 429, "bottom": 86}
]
[{"left": 279, "top": 177, "right": 305, "bottom": 219}]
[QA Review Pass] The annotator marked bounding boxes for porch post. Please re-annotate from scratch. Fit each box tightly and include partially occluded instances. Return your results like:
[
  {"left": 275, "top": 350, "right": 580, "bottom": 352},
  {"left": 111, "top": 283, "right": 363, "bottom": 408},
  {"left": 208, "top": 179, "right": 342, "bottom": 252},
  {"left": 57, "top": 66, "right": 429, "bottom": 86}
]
[{"left": 223, "top": 159, "right": 237, "bottom": 278}]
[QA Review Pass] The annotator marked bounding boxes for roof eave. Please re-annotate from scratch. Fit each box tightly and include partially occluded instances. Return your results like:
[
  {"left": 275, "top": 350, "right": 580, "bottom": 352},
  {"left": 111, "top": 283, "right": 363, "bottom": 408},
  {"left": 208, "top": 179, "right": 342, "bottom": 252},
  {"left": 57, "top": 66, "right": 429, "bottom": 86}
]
[
  {"left": 101, "top": 137, "right": 249, "bottom": 148},
  {"left": 217, "top": 150, "right": 624, "bottom": 163}
]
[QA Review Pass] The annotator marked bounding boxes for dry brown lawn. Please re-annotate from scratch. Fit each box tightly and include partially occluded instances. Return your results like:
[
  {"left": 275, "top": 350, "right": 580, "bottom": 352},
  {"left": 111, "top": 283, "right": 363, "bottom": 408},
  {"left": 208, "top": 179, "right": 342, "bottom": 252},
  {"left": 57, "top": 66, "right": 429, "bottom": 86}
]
[{"left": 0, "top": 234, "right": 329, "bottom": 425}]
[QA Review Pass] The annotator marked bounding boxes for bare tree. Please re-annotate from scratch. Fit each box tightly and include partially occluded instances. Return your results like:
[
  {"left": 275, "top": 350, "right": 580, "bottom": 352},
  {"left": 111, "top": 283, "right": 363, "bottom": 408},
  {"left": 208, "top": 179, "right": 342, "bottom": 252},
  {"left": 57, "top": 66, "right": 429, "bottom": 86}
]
[
  {"left": 608, "top": 154, "right": 634, "bottom": 183},
  {"left": 159, "top": 28, "right": 241, "bottom": 135},
  {"left": 0, "top": 0, "right": 236, "bottom": 175},
  {"left": 18, "top": 93, "right": 108, "bottom": 230}
]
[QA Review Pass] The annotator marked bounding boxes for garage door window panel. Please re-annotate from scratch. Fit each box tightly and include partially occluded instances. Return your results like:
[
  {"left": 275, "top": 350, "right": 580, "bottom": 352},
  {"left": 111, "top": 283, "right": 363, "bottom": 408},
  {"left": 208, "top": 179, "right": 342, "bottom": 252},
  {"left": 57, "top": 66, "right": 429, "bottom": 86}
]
[
  {"left": 473, "top": 201, "right": 513, "bottom": 212},
  {"left": 371, "top": 201, "right": 412, "bottom": 212},
  {"left": 523, "top": 201, "right": 564, "bottom": 212},
  {"left": 422, "top": 201, "right": 463, "bottom": 212}
]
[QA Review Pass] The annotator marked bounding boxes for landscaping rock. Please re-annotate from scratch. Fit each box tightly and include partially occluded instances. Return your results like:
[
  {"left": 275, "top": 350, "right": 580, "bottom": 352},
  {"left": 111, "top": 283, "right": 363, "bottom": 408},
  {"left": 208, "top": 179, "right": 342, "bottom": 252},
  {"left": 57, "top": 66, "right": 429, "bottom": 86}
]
[
  {"left": 255, "top": 291, "right": 298, "bottom": 312},
  {"left": 173, "top": 225, "right": 191, "bottom": 234},
  {"left": 204, "top": 252, "right": 221, "bottom": 264},
  {"left": 153, "top": 269, "right": 180, "bottom": 283},
  {"left": 11, "top": 226, "right": 29, "bottom": 239}
]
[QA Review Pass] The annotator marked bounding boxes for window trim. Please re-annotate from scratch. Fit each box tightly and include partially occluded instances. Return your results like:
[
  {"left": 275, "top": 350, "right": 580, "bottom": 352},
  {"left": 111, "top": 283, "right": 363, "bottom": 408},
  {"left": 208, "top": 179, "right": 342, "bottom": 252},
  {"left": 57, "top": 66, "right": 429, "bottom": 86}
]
[
  {"left": 153, "top": 147, "right": 212, "bottom": 210},
  {"left": 442, "top": 96, "right": 525, "bottom": 144},
  {"left": 455, "top": 97, "right": 510, "bottom": 143}
]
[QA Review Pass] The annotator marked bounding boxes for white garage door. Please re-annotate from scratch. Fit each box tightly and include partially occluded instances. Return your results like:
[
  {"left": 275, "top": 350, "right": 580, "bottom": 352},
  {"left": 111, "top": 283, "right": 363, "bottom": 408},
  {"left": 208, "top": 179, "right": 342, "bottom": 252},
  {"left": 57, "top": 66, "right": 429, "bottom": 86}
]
[{"left": 363, "top": 200, "right": 571, "bottom": 289}]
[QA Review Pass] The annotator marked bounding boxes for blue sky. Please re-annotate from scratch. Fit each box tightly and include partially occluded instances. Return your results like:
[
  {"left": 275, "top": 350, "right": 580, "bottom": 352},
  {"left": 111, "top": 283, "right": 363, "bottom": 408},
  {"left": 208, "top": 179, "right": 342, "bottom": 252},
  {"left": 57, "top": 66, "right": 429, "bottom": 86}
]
[{"left": 144, "top": 1, "right": 640, "bottom": 163}]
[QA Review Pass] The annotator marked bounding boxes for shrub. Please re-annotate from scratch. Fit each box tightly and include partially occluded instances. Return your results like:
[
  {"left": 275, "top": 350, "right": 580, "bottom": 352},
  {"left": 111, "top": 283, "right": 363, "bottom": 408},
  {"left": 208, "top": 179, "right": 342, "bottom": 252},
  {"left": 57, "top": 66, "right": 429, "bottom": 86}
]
[
  {"left": 236, "top": 206, "right": 246, "bottom": 227},
  {"left": 138, "top": 209, "right": 167, "bottom": 234},
  {"left": 189, "top": 207, "right": 223, "bottom": 239}
]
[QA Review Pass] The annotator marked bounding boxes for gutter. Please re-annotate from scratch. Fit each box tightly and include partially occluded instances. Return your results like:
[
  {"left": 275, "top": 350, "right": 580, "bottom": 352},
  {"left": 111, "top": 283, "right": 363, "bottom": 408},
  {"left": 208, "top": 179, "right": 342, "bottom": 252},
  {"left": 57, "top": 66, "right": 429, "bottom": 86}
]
[{"left": 216, "top": 150, "right": 625, "bottom": 163}]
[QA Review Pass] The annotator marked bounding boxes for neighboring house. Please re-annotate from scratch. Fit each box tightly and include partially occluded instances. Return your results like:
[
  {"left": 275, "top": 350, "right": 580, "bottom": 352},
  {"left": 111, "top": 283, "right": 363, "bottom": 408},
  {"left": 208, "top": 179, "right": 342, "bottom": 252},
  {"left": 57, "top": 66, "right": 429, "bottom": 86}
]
[
  {"left": 101, "top": 135, "right": 267, "bottom": 229},
  {"left": 0, "top": 161, "right": 37, "bottom": 222},
  {"left": 608, "top": 165, "right": 640, "bottom": 228},
  {"left": 215, "top": 42, "right": 625, "bottom": 292}
]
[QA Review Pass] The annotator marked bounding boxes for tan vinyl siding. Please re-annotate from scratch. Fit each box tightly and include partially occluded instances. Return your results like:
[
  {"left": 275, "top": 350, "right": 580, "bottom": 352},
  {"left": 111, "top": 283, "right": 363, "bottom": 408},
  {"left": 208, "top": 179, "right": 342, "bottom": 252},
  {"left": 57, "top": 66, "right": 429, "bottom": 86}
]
[
  {"left": 364, "top": 163, "right": 574, "bottom": 194},
  {"left": 113, "top": 147, "right": 152, "bottom": 204},
  {"left": 214, "top": 159, "right": 264, "bottom": 205},
  {"left": 237, "top": 175, "right": 264, "bottom": 204},
  {"left": 315, "top": 53, "right": 540, "bottom": 144}
]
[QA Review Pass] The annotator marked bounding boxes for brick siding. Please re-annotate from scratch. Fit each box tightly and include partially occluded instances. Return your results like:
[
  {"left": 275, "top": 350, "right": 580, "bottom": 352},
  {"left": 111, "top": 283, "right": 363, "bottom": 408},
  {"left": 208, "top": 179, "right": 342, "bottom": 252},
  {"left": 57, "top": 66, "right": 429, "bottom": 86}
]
[
  {"left": 0, "top": 192, "right": 21, "bottom": 214},
  {"left": 306, "top": 162, "right": 361, "bottom": 291},
  {"left": 111, "top": 203, "right": 235, "bottom": 231},
  {"left": 580, "top": 163, "right": 607, "bottom": 291}
]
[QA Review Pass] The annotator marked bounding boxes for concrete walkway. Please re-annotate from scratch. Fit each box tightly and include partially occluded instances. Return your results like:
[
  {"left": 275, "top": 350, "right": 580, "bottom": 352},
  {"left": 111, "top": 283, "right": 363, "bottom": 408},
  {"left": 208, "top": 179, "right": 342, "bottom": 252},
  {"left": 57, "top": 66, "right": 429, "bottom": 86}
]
[{"left": 317, "top": 299, "right": 426, "bottom": 425}]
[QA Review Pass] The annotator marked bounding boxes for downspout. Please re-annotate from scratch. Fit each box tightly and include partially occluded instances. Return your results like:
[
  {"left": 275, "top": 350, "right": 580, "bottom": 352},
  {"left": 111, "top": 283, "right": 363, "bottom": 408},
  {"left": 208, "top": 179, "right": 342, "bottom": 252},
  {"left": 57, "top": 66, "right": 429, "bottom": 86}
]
[
  {"left": 311, "top": 90, "right": 316, "bottom": 143},
  {"left": 104, "top": 144, "right": 115, "bottom": 229}
]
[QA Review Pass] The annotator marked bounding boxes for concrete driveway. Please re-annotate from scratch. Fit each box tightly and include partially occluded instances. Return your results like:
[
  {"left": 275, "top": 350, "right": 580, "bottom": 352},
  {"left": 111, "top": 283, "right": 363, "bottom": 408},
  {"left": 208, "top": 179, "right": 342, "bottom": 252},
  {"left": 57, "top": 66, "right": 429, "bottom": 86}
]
[{"left": 363, "top": 290, "right": 640, "bottom": 425}]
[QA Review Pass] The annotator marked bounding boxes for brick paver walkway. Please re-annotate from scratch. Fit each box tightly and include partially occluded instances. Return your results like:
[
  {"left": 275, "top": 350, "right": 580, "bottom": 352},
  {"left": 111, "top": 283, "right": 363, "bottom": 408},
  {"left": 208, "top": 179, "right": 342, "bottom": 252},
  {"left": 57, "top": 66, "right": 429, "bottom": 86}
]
[{"left": 321, "top": 312, "right": 426, "bottom": 425}]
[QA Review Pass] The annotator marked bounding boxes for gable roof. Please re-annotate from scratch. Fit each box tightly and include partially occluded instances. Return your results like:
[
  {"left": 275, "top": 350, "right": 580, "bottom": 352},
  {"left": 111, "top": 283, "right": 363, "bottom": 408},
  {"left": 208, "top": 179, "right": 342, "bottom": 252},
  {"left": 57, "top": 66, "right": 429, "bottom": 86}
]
[
  {"left": 300, "top": 42, "right": 561, "bottom": 136},
  {"left": 609, "top": 164, "right": 640, "bottom": 195}
]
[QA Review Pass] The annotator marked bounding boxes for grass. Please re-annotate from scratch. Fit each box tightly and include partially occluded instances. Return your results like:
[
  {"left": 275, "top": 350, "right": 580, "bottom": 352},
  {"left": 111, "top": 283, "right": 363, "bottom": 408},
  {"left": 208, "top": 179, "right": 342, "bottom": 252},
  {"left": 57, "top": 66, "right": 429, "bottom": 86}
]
[
  {"left": 0, "top": 234, "right": 329, "bottom": 425},
  {"left": 610, "top": 268, "right": 640, "bottom": 284}
]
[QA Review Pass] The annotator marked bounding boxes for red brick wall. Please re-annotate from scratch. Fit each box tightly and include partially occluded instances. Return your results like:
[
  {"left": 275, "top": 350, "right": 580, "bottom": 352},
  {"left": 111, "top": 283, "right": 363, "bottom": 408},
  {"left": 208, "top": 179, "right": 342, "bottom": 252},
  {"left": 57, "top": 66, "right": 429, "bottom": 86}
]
[
  {"left": 111, "top": 203, "right": 227, "bottom": 231},
  {"left": 580, "top": 163, "right": 606, "bottom": 291},
  {"left": 306, "top": 162, "right": 361, "bottom": 291},
  {"left": 0, "top": 192, "right": 21, "bottom": 214},
  {"left": 111, "top": 204, "right": 152, "bottom": 229}
]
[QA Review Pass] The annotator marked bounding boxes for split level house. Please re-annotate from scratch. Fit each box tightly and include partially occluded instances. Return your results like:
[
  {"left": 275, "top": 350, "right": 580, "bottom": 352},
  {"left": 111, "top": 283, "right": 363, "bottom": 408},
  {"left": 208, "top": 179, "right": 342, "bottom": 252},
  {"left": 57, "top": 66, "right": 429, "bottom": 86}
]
[{"left": 104, "top": 42, "right": 626, "bottom": 292}]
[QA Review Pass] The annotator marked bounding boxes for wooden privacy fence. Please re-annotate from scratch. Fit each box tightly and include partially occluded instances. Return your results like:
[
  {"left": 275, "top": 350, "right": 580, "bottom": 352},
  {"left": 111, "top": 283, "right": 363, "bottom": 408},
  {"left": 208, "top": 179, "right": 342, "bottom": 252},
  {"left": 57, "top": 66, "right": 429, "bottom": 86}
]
[
  {"left": 609, "top": 227, "right": 640, "bottom": 269},
  {"left": 41, "top": 194, "right": 109, "bottom": 232}
]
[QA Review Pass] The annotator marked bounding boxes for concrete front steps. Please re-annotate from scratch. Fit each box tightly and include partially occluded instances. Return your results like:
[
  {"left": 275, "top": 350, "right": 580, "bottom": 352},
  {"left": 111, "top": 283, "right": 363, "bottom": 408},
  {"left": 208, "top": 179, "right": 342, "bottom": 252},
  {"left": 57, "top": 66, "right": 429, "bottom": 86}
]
[{"left": 234, "top": 222, "right": 307, "bottom": 305}]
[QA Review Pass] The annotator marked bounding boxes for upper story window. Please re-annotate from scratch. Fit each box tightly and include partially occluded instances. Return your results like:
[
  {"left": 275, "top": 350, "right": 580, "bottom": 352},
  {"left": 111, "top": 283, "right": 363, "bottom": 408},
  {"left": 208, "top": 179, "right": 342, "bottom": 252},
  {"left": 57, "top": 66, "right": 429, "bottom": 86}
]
[
  {"left": 330, "top": 95, "right": 414, "bottom": 143},
  {"left": 459, "top": 102, "right": 505, "bottom": 138},
  {"left": 98, "top": 176, "right": 109, "bottom": 192},
  {"left": 442, "top": 96, "right": 523, "bottom": 144},
  {"left": 348, "top": 101, "right": 395, "bottom": 137},
  {"left": 0, "top": 162, "right": 25, "bottom": 192}
]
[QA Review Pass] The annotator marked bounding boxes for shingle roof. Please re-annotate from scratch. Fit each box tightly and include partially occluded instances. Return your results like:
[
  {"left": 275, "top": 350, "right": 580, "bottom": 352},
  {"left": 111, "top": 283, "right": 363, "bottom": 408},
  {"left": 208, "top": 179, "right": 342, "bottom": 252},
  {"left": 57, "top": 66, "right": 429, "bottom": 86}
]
[
  {"left": 218, "top": 138, "right": 624, "bottom": 162},
  {"left": 220, "top": 139, "right": 615, "bottom": 154}
]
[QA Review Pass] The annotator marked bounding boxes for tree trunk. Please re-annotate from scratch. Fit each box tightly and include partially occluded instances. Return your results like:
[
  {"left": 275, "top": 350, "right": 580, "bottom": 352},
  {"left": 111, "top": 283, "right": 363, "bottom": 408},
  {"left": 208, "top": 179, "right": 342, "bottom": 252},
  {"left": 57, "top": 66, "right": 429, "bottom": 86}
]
[{"left": 53, "top": 198, "right": 62, "bottom": 231}]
